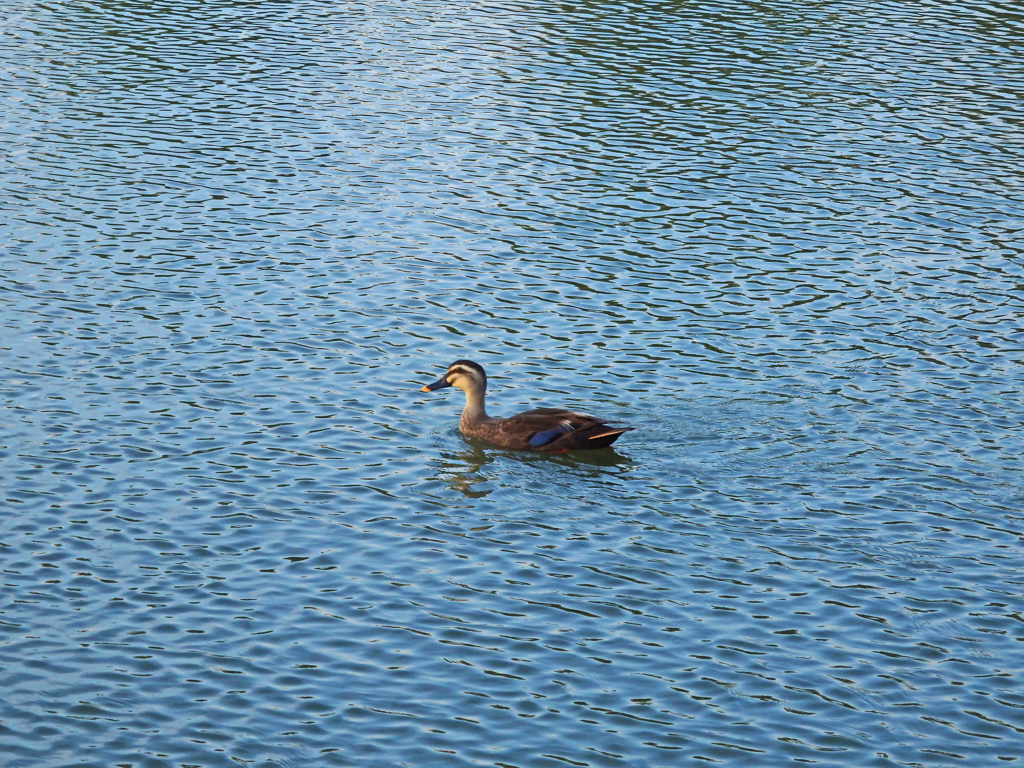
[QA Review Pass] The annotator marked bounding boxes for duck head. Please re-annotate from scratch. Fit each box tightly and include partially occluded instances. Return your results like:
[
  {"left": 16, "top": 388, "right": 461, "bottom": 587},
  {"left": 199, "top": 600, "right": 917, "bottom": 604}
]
[{"left": 420, "top": 360, "right": 487, "bottom": 394}]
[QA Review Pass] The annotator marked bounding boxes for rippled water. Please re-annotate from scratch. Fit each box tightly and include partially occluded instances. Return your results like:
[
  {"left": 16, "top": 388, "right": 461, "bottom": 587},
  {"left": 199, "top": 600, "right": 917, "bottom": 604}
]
[{"left": 2, "top": 1, "right": 1024, "bottom": 766}]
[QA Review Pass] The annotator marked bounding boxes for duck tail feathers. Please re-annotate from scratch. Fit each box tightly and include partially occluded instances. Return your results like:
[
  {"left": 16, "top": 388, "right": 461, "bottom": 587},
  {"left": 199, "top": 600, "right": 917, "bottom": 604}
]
[{"left": 586, "top": 426, "right": 634, "bottom": 448}]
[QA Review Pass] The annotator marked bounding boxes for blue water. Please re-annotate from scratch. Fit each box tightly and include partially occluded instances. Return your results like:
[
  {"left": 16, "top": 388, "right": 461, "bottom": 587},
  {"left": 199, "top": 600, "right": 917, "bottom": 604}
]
[{"left": 2, "top": 1, "right": 1023, "bottom": 766}]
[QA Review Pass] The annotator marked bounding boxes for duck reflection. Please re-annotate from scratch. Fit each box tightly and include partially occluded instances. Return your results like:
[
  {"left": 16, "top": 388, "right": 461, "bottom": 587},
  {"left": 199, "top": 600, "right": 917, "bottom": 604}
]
[
  {"left": 435, "top": 440, "right": 494, "bottom": 498},
  {"left": 433, "top": 437, "right": 634, "bottom": 498}
]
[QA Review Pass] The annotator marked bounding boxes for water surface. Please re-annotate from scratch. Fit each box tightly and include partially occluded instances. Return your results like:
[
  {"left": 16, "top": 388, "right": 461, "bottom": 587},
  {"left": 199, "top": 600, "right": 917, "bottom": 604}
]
[{"left": 2, "top": 1, "right": 1023, "bottom": 766}]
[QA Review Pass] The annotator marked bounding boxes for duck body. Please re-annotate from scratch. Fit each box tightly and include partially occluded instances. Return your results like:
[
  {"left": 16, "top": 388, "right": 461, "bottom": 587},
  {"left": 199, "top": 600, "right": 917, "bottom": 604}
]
[{"left": 421, "top": 360, "right": 633, "bottom": 451}]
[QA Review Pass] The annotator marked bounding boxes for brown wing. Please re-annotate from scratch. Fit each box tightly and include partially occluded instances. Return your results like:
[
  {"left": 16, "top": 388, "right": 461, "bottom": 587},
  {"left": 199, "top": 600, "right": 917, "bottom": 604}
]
[{"left": 499, "top": 408, "right": 632, "bottom": 450}]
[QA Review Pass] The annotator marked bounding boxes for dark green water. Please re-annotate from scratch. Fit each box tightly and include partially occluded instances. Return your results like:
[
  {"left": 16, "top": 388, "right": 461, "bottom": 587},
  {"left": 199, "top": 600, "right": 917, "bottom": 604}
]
[{"left": 2, "top": 1, "right": 1023, "bottom": 766}]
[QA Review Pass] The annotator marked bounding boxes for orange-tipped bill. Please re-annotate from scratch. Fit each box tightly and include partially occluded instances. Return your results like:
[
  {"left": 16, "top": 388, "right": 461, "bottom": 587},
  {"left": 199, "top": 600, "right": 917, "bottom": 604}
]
[{"left": 420, "top": 376, "right": 452, "bottom": 393}]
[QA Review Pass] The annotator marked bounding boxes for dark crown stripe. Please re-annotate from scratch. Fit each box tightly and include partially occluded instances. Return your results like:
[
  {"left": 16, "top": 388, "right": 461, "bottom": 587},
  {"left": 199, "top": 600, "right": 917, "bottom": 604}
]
[
  {"left": 449, "top": 359, "right": 484, "bottom": 371},
  {"left": 447, "top": 370, "right": 480, "bottom": 381},
  {"left": 447, "top": 360, "right": 485, "bottom": 378}
]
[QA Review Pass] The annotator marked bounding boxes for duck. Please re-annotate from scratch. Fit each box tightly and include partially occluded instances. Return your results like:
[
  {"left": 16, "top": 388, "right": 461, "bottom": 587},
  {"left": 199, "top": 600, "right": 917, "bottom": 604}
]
[{"left": 420, "top": 360, "right": 633, "bottom": 451}]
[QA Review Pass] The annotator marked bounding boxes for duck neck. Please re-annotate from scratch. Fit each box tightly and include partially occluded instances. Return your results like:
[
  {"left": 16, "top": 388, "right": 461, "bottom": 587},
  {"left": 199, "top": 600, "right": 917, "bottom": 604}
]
[{"left": 459, "top": 386, "right": 488, "bottom": 427}]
